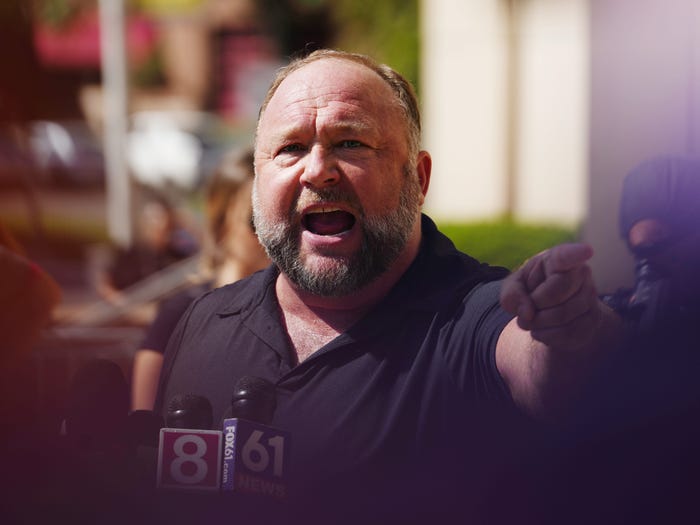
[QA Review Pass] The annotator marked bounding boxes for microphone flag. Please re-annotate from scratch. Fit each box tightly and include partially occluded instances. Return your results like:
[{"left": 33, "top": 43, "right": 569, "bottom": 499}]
[
  {"left": 221, "top": 418, "right": 290, "bottom": 499},
  {"left": 156, "top": 428, "right": 223, "bottom": 491}
]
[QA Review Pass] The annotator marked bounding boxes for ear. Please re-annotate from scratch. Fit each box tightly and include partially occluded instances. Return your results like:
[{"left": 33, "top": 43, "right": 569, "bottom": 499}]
[{"left": 415, "top": 150, "right": 432, "bottom": 204}]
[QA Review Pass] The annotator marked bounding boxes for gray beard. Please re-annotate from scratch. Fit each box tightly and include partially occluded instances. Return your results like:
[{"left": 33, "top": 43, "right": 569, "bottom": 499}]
[{"left": 253, "top": 167, "right": 423, "bottom": 297}]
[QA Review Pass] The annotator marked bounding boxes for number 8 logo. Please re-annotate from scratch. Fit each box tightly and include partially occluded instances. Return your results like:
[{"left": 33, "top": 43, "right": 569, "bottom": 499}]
[{"left": 171, "top": 434, "right": 209, "bottom": 484}]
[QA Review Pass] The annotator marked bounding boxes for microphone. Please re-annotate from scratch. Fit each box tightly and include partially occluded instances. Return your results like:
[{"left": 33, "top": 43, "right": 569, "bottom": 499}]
[
  {"left": 124, "top": 409, "right": 164, "bottom": 490},
  {"left": 56, "top": 359, "right": 135, "bottom": 513},
  {"left": 221, "top": 377, "right": 290, "bottom": 499},
  {"left": 63, "top": 358, "right": 129, "bottom": 454},
  {"left": 166, "top": 394, "right": 214, "bottom": 430},
  {"left": 156, "top": 394, "right": 223, "bottom": 492},
  {"left": 126, "top": 410, "right": 164, "bottom": 450},
  {"left": 228, "top": 376, "right": 276, "bottom": 424}
]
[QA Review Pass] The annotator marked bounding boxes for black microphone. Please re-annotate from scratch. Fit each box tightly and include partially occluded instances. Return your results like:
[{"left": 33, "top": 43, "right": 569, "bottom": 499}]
[
  {"left": 124, "top": 409, "right": 164, "bottom": 491},
  {"left": 126, "top": 410, "right": 164, "bottom": 449},
  {"left": 221, "top": 377, "right": 290, "bottom": 498},
  {"left": 63, "top": 358, "right": 129, "bottom": 453},
  {"left": 166, "top": 394, "right": 214, "bottom": 430},
  {"left": 55, "top": 359, "right": 135, "bottom": 518},
  {"left": 227, "top": 376, "right": 277, "bottom": 424}
]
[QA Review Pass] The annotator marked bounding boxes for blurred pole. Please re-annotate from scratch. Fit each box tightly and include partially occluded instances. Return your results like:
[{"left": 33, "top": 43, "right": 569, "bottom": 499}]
[
  {"left": 503, "top": 0, "right": 520, "bottom": 220},
  {"left": 99, "top": 0, "right": 132, "bottom": 247}
]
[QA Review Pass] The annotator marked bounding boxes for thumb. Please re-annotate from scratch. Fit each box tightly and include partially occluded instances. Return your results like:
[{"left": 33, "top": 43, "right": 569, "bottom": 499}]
[{"left": 500, "top": 273, "right": 536, "bottom": 327}]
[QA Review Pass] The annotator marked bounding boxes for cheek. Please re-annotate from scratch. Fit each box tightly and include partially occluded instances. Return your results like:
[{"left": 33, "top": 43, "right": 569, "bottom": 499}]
[
  {"left": 357, "top": 178, "right": 401, "bottom": 213},
  {"left": 255, "top": 170, "right": 297, "bottom": 218},
  {"left": 342, "top": 160, "right": 400, "bottom": 202}
]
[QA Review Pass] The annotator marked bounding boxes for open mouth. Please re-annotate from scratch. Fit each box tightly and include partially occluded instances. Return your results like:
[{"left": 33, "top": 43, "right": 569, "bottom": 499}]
[{"left": 303, "top": 209, "right": 356, "bottom": 236}]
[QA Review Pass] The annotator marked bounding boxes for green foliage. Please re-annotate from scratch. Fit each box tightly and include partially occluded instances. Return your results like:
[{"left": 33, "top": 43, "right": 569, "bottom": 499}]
[
  {"left": 34, "top": 0, "right": 82, "bottom": 28},
  {"left": 130, "top": 46, "right": 165, "bottom": 88},
  {"left": 437, "top": 220, "right": 578, "bottom": 270},
  {"left": 331, "top": 0, "right": 420, "bottom": 92},
  {"left": 35, "top": 0, "right": 143, "bottom": 27}
]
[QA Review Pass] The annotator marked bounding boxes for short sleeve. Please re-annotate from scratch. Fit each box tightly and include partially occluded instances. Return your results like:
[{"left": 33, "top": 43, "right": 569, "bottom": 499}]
[{"left": 440, "top": 279, "right": 515, "bottom": 403}]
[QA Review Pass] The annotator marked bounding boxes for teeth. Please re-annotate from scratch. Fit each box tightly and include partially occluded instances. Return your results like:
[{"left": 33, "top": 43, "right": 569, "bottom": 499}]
[{"left": 310, "top": 206, "right": 341, "bottom": 214}]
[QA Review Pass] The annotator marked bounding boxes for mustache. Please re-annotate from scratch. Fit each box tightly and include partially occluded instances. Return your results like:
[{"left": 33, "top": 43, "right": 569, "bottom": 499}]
[{"left": 293, "top": 186, "right": 364, "bottom": 217}]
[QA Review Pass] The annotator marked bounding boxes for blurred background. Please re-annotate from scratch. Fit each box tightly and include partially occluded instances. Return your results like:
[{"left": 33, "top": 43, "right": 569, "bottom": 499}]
[{"left": 1, "top": 0, "right": 698, "bottom": 423}]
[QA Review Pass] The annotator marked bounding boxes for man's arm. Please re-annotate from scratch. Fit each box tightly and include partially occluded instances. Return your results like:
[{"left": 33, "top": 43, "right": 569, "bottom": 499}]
[{"left": 496, "top": 243, "right": 622, "bottom": 419}]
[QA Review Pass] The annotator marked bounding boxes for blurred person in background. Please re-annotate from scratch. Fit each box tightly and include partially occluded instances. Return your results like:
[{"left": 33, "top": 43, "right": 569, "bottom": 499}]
[
  {"left": 131, "top": 146, "right": 268, "bottom": 410},
  {"left": 79, "top": 0, "right": 283, "bottom": 127},
  {"left": 0, "top": 222, "right": 61, "bottom": 371},
  {"left": 544, "top": 155, "right": 700, "bottom": 524},
  {"left": 596, "top": 154, "right": 700, "bottom": 419},
  {"left": 0, "top": 222, "right": 61, "bottom": 439},
  {"left": 604, "top": 155, "right": 700, "bottom": 330},
  {"left": 95, "top": 189, "right": 198, "bottom": 309},
  {"left": 0, "top": 222, "right": 62, "bottom": 524}
]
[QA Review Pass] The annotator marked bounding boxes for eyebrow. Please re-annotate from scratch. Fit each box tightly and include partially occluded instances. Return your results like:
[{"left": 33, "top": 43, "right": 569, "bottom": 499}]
[
  {"left": 331, "top": 120, "right": 375, "bottom": 135},
  {"left": 266, "top": 119, "right": 377, "bottom": 144}
]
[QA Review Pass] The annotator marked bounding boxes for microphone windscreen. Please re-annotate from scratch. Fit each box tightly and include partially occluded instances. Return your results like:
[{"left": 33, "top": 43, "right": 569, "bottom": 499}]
[
  {"left": 125, "top": 410, "right": 164, "bottom": 449},
  {"left": 166, "top": 394, "right": 213, "bottom": 429},
  {"left": 230, "top": 376, "right": 276, "bottom": 424},
  {"left": 64, "top": 359, "right": 129, "bottom": 448}
]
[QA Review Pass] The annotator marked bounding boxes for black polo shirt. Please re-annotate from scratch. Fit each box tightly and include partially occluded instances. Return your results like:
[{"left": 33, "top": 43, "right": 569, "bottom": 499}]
[{"left": 155, "top": 215, "right": 516, "bottom": 496}]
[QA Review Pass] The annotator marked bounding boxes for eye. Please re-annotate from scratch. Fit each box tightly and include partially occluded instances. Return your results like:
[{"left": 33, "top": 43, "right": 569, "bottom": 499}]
[
  {"left": 339, "top": 140, "right": 363, "bottom": 149},
  {"left": 278, "top": 143, "right": 305, "bottom": 154}
]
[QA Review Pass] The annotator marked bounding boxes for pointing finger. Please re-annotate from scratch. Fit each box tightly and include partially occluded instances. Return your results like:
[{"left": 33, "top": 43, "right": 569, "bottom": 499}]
[
  {"left": 530, "top": 264, "right": 592, "bottom": 310},
  {"left": 544, "top": 243, "right": 594, "bottom": 275}
]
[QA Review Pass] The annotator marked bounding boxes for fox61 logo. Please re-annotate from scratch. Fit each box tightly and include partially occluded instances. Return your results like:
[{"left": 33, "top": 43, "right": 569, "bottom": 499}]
[
  {"left": 221, "top": 419, "right": 290, "bottom": 498},
  {"left": 157, "top": 428, "right": 222, "bottom": 491}
]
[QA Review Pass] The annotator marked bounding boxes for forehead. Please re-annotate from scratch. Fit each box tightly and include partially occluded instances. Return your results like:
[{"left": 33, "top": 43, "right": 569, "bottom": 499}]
[{"left": 259, "top": 58, "right": 401, "bottom": 132}]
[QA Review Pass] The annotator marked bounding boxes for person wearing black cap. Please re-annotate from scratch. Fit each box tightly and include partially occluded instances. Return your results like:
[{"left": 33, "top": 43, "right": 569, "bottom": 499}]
[
  {"left": 557, "top": 155, "right": 700, "bottom": 523},
  {"left": 605, "top": 154, "right": 700, "bottom": 328}
]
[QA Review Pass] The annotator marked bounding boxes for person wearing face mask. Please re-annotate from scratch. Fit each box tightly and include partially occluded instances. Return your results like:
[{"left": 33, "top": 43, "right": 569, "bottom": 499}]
[
  {"left": 549, "top": 155, "right": 700, "bottom": 524},
  {"left": 614, "top": 155, "right": 700, "bottom": 426},
  {"left": 608, "top": 155, "right": 700, "bottom": 331}
]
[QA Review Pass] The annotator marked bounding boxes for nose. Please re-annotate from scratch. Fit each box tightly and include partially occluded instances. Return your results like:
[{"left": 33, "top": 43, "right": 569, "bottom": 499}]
[{"left": 299, "top": 145, "right": 339, "bottom": 188}]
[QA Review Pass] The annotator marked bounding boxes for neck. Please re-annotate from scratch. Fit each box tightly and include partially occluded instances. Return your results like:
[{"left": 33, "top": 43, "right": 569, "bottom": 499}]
[{"left": 276, "top": 275, "right": 377, "bottom": 333}]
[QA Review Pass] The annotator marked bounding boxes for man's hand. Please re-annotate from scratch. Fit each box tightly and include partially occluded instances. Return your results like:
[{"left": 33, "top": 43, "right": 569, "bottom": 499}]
[
  {"left": 497, "top": 243, "right": 623, "bottom": 418},
  {"left": 500, "top": 243, "right": 601, "bottom": 349}
]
